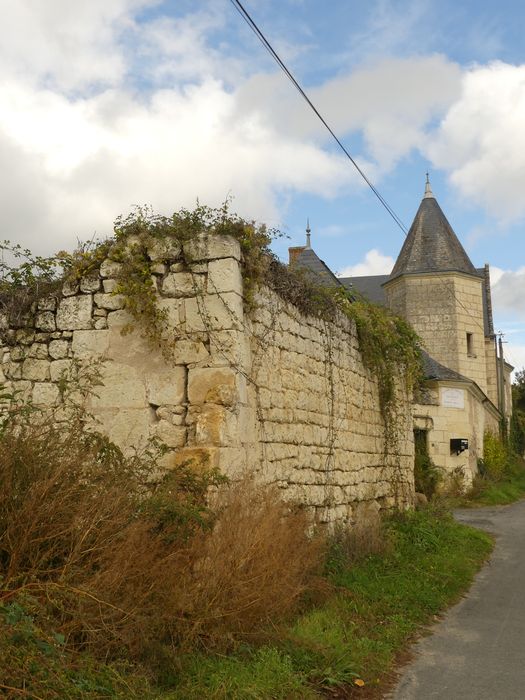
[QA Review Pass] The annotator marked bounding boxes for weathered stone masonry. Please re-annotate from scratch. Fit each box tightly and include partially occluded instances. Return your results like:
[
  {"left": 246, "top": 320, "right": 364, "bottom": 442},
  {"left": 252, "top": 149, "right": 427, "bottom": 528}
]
[{"left": 0, "top": 233, "right": 414, "bottom": 524}]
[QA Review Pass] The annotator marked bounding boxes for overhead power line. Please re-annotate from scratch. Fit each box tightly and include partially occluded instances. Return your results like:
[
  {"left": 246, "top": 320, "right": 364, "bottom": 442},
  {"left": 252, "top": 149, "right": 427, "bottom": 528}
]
[
  {"left": 229, "top": 0, "right": 492, "bottom": 340},
  {"left": 229, "top": 0, "right": 408, "bottom": 235}
]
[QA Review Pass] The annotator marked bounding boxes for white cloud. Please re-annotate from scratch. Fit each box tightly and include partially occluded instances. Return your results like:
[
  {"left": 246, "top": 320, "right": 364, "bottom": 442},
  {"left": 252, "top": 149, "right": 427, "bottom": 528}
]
[
  {"left": 136, "top": 8, "right": 248, "bottom": 86},
  {"left": 0, "top": 0, "right": 158, "bottom": 91},
  {"left": 492, "top": 267, "right": 525, "bottom": 319},
  {"left": 426, "top": 62, "right": 525, "bottom": 222},
  {"left": 236, "top": 55, "right": 462, "bottom": 172},
  {"left": 0, "top": 77, "right": 358, "bottom": 254},
  {"left": 1, "top": 1, "right": 524, "bottom": 262},
  {"left": 490, "top": 267, "right": 525, "bottom": 373},
  {"left": 337, "top": 249, "right": 394, "bottom": 277},
  {"left": 489, "top": 266, "right": 505, "bottom": 286},
  {"left": 505, "top": 345, "right": 525, "bottom": 375}
]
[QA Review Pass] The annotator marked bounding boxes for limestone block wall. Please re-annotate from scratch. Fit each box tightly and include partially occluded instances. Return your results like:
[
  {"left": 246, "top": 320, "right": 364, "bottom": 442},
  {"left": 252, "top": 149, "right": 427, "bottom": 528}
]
[
  {"left": 414, "top": 381, "right": 499, "bottom": 484},
  {"left": 0, "top": 233, "right": 414, "bottom": 524},
  {"left": 385, "top": 272, "right": 488, "bottom": 392},
  {"left": 385, "top": 274, "right": 460, "bottom": 371},
  {"left": 452, "top": 274, "right": 487, "bottom": 392},
  {"left": 243, "top": 286, "right": 414, "bottom": 523}
]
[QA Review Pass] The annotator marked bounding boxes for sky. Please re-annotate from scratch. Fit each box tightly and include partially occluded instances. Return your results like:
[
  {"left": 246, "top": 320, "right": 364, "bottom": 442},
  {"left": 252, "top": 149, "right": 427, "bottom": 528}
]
[{"left": 0, "top": 0, "right": 524, "bottom": 373}]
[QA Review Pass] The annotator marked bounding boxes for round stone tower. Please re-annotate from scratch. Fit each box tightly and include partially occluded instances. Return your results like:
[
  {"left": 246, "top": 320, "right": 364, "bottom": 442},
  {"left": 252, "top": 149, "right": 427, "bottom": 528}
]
[{"left": 383, "top": 178, "right": 488, "bottom": 393}]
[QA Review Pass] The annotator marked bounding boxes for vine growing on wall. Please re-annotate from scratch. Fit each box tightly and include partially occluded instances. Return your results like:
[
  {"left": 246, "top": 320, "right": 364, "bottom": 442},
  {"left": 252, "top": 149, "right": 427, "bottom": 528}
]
[{"left": 0, "top": 203, "right": 422, "bottom": 491}]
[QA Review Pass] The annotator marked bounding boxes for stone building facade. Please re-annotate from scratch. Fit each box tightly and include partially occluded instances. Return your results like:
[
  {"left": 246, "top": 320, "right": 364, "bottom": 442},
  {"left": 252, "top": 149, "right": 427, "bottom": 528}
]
[{"left": 295, "top": 178, "right": 512, "bottom": 486}]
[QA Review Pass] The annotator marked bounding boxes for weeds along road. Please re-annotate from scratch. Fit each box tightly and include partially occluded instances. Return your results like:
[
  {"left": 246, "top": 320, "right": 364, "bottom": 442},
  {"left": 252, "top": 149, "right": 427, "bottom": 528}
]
[{"left": 390, "top": 499, "right": 525, "bottom": 700}]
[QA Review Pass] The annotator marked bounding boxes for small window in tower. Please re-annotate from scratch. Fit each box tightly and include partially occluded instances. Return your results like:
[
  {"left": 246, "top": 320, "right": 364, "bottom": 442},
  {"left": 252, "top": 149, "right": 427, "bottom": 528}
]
[{"left": 466, "top": 332, "right": 475, "bottom": 357}]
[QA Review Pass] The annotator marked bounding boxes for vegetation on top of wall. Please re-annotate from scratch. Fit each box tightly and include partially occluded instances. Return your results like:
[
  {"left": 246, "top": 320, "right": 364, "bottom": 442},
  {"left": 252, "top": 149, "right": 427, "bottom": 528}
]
[
  {"left": 99, "top": 205, "right": 421, "bottom": 431},
  {"left": 0, "top": 241, "right": 65, "bottom": 326},
  {"left": 0, "top": 203, "right": 422, "bottom": 457}
]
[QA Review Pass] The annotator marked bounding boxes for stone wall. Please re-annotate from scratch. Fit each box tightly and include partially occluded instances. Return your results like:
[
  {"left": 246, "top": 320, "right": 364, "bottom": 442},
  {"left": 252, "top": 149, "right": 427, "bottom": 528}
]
[
  {"left": 0, "top": 233, "right": 414, "bottom": 525},
  {"left": 243, "top": 286, "right": 414, "bottom": 523},
  {"left": 414, "top": 380, "right": 499, "bottom": 484},
  {"left": 385, "top": 272, "right": 488, "bottom": 392}
]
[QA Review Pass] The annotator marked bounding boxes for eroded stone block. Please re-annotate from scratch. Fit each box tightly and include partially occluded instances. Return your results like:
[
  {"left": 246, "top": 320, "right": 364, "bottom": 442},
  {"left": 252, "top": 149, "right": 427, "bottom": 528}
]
[
  {"left": 22, "top": 358, "right": 49, "bottom": 381},
  {"left": 194, "top": 404, "right": 237, "bottom": 446},
  {"left": 94, "top": 293, "right": 125, "bottom": 311},
  {"left": 147, "top": 238, "right": 182, "bottom": 262},
  {"left": 207, "top": 258, "right": 243, "bottom": 295},
  {"left": 72, "top": 330, "right": 110, "bottom": 359},
  {"left": 183, "top": 234, "right": 241, "bottom": 263},
  {"left": 37, "top": 296, "right": 57, "bottom": 311},
  {"left": 56, "top": 296, "right": 93, "bottom": 330},
  {"left": 188, "top": 367, "right": 237, "bottom": 405},
  {"left": 49, "top": 339, "right": 69, "bottom": 360},
  {"left": 35, "top": 312, "right": 56, "bottom": 332},
  {"left": 80, "top": 273, "right": 101, "bottom": 293},
  {"left": 100, "top": 260, "right": 123, "bottom": 278},
  {"left": 172, "top": 339, "right": 209, "bottom": 365},
  {"left": 161, "top": 272, "right": 205, "bottom": 298},
  {"left": 184, "top": 293, "right": 243, "bottom": 332},
  {"left": 154, "top": 421, "right": 187, "bottom": 448},
  {"left": 145, "top": 367, "right": 186, "bottom": 406},
  {"left": 50, "top": 359, "right": 73, "bottom": 382},
  {"left": 32, "top": 382, "right": 59, "bottom": 406}
]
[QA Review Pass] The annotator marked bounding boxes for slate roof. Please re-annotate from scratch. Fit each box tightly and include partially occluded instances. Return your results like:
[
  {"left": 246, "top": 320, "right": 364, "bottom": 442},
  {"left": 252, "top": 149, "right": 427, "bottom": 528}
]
[
  {"left": 339, "top": 274, "right": 388, "bottom": 304},
  {"left": 291, "top": 247, "right": 344, "bottom": 288},
  {"left": 420, "top": 349, "right": 469, "bottom": 382},
  {"left": 339, "top": 268, "right": 493, "bottom": 338},
  {"left": 390, "top": 187, "right": 478, "bottom": 279}
]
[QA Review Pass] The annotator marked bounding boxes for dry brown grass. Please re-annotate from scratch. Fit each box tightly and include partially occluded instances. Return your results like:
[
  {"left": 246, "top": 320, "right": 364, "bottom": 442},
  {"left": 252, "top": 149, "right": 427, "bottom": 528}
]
[
  {"left": 0, "top": 401, "right": 325, "bottom": 665},
  {"left": 173, "top": 479, "right": 326, "bottom": 649},
  {"left": 329, "top": 510, "right": 390, "bottom": 568}
]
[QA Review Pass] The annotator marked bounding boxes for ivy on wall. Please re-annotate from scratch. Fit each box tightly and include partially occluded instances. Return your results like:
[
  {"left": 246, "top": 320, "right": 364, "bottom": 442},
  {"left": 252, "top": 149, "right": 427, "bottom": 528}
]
[{"left": 0, "top": 203, "right": 422, "bottom": 486}]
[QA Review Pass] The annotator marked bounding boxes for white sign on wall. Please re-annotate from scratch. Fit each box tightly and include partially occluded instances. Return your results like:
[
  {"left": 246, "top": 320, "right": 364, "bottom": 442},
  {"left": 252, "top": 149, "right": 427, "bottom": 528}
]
[{"left": 441, "top": 388, "right": 465, "bottom": 409}]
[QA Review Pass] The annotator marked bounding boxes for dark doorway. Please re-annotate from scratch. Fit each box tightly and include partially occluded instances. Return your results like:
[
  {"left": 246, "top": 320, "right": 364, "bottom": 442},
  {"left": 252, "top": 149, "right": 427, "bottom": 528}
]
[{"left": 414, "top": 429, "right": 438, "bottom": 499}]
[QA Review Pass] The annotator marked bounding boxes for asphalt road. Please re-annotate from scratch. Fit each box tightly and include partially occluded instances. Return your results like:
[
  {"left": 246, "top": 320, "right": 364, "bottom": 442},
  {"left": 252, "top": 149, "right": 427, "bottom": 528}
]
[{"left": 389, "top": 499, "right": 525, "bottom": 700}]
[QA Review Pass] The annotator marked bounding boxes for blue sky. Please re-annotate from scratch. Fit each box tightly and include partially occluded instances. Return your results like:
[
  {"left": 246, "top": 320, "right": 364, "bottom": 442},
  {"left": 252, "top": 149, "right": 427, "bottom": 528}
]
[{"left": 0, "top": 0, "right": 523, "bottom": 370}]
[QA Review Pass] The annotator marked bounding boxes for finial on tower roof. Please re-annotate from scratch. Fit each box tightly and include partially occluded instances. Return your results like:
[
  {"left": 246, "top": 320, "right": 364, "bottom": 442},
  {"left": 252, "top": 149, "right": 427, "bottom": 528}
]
[
  {"left": 424, "top": 172, "right": 434, "bottom": 199},
  {"left": 306, "top": 218, "right": 311, "bottom": 248}
]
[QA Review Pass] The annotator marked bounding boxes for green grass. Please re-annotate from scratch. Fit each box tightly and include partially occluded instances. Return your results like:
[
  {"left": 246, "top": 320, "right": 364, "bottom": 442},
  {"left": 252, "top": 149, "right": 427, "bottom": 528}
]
[
  {"left": 161, "top": 508, "right": 493, "bottom": 698},
  {"left": 0, "top": 596, "right": 153, "bottom": 699},
  {"left": 464, "top": 455, "right": 525, "bottom": 507},
  {"left": 2, "top": 508, "right": 492, "bottom": 699}
]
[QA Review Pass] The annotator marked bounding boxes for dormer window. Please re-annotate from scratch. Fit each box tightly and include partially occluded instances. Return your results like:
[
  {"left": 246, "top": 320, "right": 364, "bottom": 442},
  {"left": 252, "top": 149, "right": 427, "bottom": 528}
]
[{"left": 466, "top": 332, "right": 475, "bottom": 357}]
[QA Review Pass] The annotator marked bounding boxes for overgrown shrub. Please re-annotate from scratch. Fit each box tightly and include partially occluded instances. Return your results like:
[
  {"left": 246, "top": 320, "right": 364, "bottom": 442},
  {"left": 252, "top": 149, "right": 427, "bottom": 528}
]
[
  {"left": 481, "top": 430, "right": 511, "bottom": 481},
  {"left": 465, "top": 430, "right": 525, "bottom": 504},
  {"left": 169, "top": 479, "right": 326, "bottom": 651},
  {"left": 509, "top": 409, "right": 525, "bottom": 457},
  {"left": 0, "top": 594, "right": 152, "bottom": 700},
  {"left": 414, "top": 452, "right": 441, "bottom": 499},
  {"left": 0, "top": 384, "right": 324, "bottom": 671},
  {"left": 326, "top": 512, "right": 391, "bottom": 576}
]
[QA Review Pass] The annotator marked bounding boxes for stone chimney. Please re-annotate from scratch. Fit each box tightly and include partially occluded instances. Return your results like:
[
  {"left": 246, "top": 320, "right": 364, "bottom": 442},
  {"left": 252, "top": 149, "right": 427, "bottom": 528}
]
[{"left": 288, "top": 220, "right": 311, "bottom": 266}]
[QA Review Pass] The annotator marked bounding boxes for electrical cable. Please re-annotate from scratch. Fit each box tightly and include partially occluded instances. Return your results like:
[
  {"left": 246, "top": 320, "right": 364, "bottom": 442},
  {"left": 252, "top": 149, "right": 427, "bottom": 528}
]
[
  {"left": 229, "top": 0, "right": 408, "bottom": 235},
  {"left": 228, "top": 0, "right": 499, "bottom": 346}
]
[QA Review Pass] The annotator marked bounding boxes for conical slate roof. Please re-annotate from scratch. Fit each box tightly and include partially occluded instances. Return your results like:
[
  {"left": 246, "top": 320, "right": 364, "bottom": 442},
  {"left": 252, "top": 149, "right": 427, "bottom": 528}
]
[{"left": 390, "top": 180, "right": 477, "bottom": 279}]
